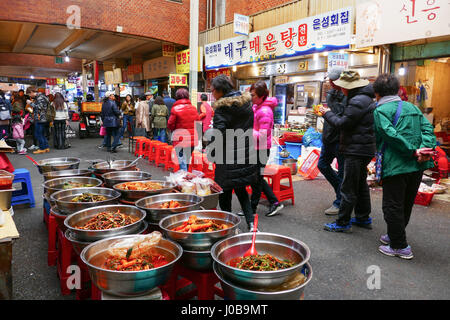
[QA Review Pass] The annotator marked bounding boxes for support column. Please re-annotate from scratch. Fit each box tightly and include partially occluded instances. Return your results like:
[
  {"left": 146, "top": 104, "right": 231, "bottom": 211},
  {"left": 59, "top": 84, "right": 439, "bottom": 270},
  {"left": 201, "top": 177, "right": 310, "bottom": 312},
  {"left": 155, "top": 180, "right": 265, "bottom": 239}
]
[{"left": 189, "top": 0, "right": 199, "bottom": 107}]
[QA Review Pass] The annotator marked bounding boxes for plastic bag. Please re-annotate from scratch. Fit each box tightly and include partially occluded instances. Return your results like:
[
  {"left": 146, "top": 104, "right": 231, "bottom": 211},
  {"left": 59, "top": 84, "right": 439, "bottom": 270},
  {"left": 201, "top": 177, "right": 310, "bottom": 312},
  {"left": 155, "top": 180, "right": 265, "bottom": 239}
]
[
  {"left": 192, "top": 177, "right": 212, "bottom": 196},
  {"left": 107, "top": 231, "right": 162, "bottom": 260},
  {"left": 302, "top": 127, "right": 323, "bottom": 148},
  {"left": 180, "top": 181, "right": 196, "bottom": 194}
]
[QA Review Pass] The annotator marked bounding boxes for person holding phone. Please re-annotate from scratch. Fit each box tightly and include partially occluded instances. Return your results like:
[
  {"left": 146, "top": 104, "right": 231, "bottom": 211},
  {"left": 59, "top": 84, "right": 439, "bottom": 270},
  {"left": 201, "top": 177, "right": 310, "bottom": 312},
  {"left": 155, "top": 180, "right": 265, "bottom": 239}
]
[{"left": 372, "top": 74, "right": 436, "bottom": 260}]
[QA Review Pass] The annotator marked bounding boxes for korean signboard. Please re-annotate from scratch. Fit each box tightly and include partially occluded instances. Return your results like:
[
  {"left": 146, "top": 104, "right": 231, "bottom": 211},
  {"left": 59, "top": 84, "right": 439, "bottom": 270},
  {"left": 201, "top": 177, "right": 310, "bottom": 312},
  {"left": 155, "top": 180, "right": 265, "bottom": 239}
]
[
  {"left": 205, "top": 7, "right": 352, "bottom": 70},
  {"left": 169, "top": 74, "right": 188, "bottom": 87},
  {"left": 104, "top": 71, "right": 114, "bottom": 85},
  {"left": 328, "top": 52, "right": 349, "bottom": 72},
  {"left": 176, "top": 48, "right": 204, "bottom": 74},
  {"left": 206, "top": 68, "right": 232, "bottom": 90},
  {"left": 46, "top": 78, "right": 57, "bottom": 86},
  {"left": 234, "top": 14, "right": 250, "bottom": 36},
  {"left": 143, "top": 56, "right": 176, "bottom": 80},
  {"left": 113, "top": 68, "right": 122, "bottom": 84},
  {"left": 163, "top": 44, "right": 176, "bottom": 57},
  {"left": 356, "top": 0, "right": 450, "bottom": 48}
]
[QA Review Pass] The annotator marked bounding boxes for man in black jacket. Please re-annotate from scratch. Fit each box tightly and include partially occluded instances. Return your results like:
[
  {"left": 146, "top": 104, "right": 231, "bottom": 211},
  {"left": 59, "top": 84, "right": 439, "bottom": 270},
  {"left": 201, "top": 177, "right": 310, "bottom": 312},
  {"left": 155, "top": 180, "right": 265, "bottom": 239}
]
[
  {"left": 318, "top": 67, "right": 346, "bottom": 215},
  {"left": 319, "top": 71, "right": 376, "bottom": 233}
]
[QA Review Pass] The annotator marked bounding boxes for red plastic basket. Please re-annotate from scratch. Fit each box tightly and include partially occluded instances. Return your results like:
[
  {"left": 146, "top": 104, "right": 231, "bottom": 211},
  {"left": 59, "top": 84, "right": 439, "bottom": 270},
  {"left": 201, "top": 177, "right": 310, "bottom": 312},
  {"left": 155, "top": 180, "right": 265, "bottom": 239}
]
[
  {"left": 414, "top": 191, "right": 435, "bottom": 206},
  {"left": 298, "top": 149, "right": 320, "bottom": 180}
]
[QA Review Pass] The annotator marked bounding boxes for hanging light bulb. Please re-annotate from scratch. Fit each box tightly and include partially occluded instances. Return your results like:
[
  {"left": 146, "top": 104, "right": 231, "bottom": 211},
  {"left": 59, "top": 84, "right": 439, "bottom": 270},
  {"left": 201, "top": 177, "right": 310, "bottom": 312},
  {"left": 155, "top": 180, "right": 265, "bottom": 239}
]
[
  {"left": 399, "top": 63, "right": 406, "bottom": 76},
  {"left": 232, "top": 65, "right": 237, "bottom": 72},
  {"left": 30, "top": 75, "right": 34, "bottom": 79},
  {"left": 65, "top": 52, "right": 70, "bottom": 62}
]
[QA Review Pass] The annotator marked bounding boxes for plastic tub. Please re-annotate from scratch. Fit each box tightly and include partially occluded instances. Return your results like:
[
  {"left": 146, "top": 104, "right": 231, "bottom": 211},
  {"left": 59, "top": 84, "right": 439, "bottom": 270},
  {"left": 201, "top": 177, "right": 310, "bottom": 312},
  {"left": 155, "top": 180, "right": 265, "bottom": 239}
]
[
  {"left": 284, "top": 142, "right": 302, "bottom": 160},
  {"left": 0, "top": 170, "right": 14, "bottom": 190},
  {"left": 414, "top": 191, "right": 434, "bottom": 206}
]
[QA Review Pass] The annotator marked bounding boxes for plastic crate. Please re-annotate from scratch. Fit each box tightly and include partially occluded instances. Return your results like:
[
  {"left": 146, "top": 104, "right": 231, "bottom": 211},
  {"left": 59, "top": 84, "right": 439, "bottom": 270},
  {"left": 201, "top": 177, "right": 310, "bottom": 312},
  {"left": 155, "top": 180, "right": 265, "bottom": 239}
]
[
  {"left": 298, "top": 149, "right": 320, "bottom": 180},
  {"left": 414, "top": 191, "right": 435, "bottom": 206},
  {"left": 284, "top": 142, "right": 302, "bottom": 160}
]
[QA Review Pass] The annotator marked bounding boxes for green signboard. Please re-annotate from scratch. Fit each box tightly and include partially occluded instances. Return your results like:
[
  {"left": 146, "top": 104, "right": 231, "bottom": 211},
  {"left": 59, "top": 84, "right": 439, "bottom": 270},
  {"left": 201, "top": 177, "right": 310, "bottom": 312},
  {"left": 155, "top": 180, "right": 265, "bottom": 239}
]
[{"left": 55, "top": 56, "right": 63, "bottom": 64}]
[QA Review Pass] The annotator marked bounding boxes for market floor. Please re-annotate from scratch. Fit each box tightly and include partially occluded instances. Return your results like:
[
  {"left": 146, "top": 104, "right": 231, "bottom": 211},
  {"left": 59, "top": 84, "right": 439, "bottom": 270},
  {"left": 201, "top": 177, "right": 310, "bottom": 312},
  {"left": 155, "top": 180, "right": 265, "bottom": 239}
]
[{"left": 9, "top": 133, "right": 450, "bottom": 300}]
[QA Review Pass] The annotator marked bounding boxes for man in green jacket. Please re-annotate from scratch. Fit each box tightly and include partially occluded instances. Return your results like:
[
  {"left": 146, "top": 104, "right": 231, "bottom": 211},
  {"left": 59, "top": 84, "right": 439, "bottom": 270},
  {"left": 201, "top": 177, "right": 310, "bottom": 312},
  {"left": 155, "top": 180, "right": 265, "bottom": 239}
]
[{"left": 373, "top": 74, "right": 436, "bottom": 260}]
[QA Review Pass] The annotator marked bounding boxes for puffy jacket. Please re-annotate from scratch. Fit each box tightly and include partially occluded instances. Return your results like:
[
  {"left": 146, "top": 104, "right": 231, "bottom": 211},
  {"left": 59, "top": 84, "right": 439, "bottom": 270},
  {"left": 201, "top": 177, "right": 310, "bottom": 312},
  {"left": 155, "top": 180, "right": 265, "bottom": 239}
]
[
  {"left": 210, "top": 91, "right": 258, "bottom": 191},
  {"left": 253, "top": 97, "right": 276, "bottom": 150},
  {"left": 374, "top": 100, "right": 436, "bottom": 179},
  {"left": 12, "top": 122, "right": 24, "bottom": 139},
  {"left": 101, "top": 99, "right": 121, "bottom": 128},
  {"left": 121, "top": 101, "right": 135, "bottom": 116},
  {"left": 322, "top": 88, "right": 346, "bottom": 145},
  {"left": 164, "top": 97, "right": 176, "bottom": 116},
  {"left": 323, "top": 84, "right": 376, "bottom": 158},
  {"left": 199, "top": 102, "right": 214, "bottom": 133},
  {"left": 151, "top": 104, "right": 168, "bottom": 129},
  {"left": 167, "top": 99, "right": 199, "bottom": 147},
  {"left": 31, "top": 93, "right": 50, "bottom": 123}
]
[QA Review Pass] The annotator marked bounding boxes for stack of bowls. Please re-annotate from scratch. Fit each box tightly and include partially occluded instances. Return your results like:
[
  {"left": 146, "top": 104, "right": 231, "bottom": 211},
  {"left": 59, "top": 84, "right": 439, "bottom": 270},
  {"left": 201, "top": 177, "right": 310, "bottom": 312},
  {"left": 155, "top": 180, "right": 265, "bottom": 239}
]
[
  {"left": 43, "top": 176, "right": 103, "bottom": 200},
  {"left": 113, "top": 180, "right": 176, "bottom": 203},
  {"left": 101, "top": 171, "right": 152, "bottom": 189},
  {"left": 159, "top": 210, "right": 241, "bottom": 271},
  {"left": 43, "top": 169, "right": 93, "bottom": 182},
  {"left": 211, "top": 232, "right": 312, "bottom": 300},
  {"left": 36, "top": 157, "right": 81, "bottom": 174}
]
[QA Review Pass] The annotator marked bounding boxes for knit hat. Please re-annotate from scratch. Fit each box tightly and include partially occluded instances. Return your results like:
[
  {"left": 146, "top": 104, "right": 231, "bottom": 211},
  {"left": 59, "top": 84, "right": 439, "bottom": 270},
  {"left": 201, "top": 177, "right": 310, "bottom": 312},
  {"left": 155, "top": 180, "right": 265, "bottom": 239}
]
[
  {"left": 327, "top": 67, "right": 344, "bottom": 81},
  {"left": 333, "top": 70, "right": 369, "bottom": 90}
]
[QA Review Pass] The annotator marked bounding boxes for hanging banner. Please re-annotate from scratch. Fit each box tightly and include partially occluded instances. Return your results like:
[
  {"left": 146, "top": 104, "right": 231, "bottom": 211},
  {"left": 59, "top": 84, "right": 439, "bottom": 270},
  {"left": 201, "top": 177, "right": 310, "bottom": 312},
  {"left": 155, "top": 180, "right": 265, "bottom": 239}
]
[
  {"left": 113, "top": 68, "right": 122, "bottom": 84},
  {"left": 143, "top": 56, "right": 176, "bottom": 80},
  {"left": 234, "top": 14, "right": 250, "bottom": 36},
  {"left": 169, "top": 74, "right": 188, "bottom": 86},
  {"left": 356, "top": 0, "right": 450, "bottom": 48},
  {"left": 327, "top": 52, "right": 349, "bottom": 72},
  {"left": 163, "top": 44, "right": 176, "bottom": 57},
  {"left": 46, "top": 78, "right": 57, "bottom": 86},
  {"left": 176, "top": 48, "right": 204, "bottom": 74},
  {"left": 205, "top": 7, "right": 352, "bottom": 70},
  {"left": 104, "top": 71, "right": 114, "bottom": 85}
]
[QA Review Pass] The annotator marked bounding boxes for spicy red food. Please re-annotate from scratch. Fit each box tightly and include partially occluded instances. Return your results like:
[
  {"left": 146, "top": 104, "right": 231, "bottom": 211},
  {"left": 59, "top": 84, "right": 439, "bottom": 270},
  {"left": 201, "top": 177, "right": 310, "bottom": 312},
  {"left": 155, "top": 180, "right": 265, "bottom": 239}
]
[
  {"left": 76, "top": 210, "right": 138, "bottom": 230},
  {"left": 103, "top": 253, "right": 168, "bottom": 271},
  {"left": 171, "top": 215, "right": 231, "bottom": 233}
]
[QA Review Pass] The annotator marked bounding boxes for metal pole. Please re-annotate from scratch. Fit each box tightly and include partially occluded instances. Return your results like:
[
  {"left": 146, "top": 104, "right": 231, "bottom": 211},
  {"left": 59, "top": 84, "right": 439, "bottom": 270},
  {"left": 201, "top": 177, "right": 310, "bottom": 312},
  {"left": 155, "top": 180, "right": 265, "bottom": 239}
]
[{"left": 189, "top": 0, "right": 199, "bottom": 107}]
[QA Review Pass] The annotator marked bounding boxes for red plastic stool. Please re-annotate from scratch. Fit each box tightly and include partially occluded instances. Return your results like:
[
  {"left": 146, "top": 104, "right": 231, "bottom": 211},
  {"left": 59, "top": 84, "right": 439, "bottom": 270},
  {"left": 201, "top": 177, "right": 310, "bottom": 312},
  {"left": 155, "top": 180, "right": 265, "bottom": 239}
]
[
  {"left": 75, "top": 255, "right": 92, "bottom": 300},
  {"left": 188, "top": 151, "right": 205, "bottom": 173},
  {"left": 262, "top": 165, "right": 295, "bottom": 205},
  {"left": 201, "top": 154, "right": 215, "bottom": 179},
  {"left": 43, "top": 198, "right": 51, "bottom": 226},
  {"left": 91, "top": 283, "right": 170, "bottom": 300},
  {"left": 134, "top": 137, "right": 149, "bottom": 157},
  {"left": 155, "top": 144, "right": 171, "bottom": 168},
  {"left": 165, "top": 146, "right": 180, "bottom": 172},
  {"left": 172, "top": 263, "right": 223, "bottom": 300},
  {"left": 48, "top": 213, "right": 58, "bottom": 266},
  {"left": 56, "top": 228, "right": 76, "bottom": 296},
  {"left": 149, "top": 141, "right": 165, "bottom": 164}
]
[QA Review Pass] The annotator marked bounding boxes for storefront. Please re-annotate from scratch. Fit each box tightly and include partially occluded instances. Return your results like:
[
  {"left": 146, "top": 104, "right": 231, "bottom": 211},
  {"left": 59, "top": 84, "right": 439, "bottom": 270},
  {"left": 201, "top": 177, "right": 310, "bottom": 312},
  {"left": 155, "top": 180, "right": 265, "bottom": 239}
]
[{"left": 142, "top": 56, "right": 177, "bottom": 97}]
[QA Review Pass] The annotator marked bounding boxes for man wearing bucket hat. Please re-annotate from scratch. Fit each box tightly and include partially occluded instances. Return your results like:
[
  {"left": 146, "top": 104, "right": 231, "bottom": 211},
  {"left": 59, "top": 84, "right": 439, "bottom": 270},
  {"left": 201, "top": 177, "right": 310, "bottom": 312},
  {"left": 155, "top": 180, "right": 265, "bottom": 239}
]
[
  {"left": 319, "top": 71, "right": 377, "bottom": 233},
  {"left": 318, "top": 67, "right": 346, "bottom": 215}
]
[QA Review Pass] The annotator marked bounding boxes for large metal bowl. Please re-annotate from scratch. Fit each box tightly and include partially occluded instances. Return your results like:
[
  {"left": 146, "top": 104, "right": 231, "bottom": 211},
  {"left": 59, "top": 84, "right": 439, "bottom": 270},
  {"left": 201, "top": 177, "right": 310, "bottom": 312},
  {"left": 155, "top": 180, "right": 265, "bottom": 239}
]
[
  {"left": 43, "top": 169, "right": 93, "bottom": 182},
  {"left": 159, "top": 210, "right": 241, "bottom": 251},
  {"left": 181, "top": 249, "right": 213, "bottom": 272},
  {"left": 64, "top": 205, "right": 147, "bottom": 242},
  {"left": 43, "top": 176, "right": 103, "bottom": 199},
  {"left": 113, "top": 180, "right": 176, "bottom": 202},
  {"left": 50, "top": 206, "right": 70, "bottom": 231},
  {"left": 102, "top": 171, "right": 152, "bottom": 188},
  {"left": 136, "top": 193, "right": 204, "bottom": 224},
  {"left": 90, "top": 160, "right": 137, "bottom": 175},
  {"left": 80, "top": 234, "right": 183, "bottom": 297},
  {"left": 211, "top": 232, "right": 311, "bottom": 289},
  {"left": 201, "top": 191, "right": 223, "bottom": 210},
  {"left": 65, "top": 221, "right": 148, "bottom": 256},
  {"left": 36, "top": 157, "right": 81, "bottom": 174},
  {"left": 50, "top": 187, "right": 121, "bottom": 214},
  {"left": 214, "top": 261, "right": 313, "bottom": 300}
]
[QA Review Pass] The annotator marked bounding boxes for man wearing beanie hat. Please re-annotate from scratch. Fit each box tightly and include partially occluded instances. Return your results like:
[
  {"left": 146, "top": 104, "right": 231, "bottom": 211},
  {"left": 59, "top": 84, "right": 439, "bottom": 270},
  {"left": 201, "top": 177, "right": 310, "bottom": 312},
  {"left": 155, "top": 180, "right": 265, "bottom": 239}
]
[
  {"left": 319, "top": 70, "right": 377, "bottom": 233},
  {"left": 318, "top": 67, "right": 346, "bottom": 215}
]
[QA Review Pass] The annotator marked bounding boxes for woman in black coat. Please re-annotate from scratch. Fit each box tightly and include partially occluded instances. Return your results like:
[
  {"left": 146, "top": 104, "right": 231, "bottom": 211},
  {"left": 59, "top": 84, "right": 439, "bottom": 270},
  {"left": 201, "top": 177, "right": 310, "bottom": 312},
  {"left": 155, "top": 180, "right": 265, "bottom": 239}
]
[
  {"left": 208, "top": 75, "right": 259, "bottom": 231},
  {"left": 101, "top": 91, "right": 121, "bottom": 153}
]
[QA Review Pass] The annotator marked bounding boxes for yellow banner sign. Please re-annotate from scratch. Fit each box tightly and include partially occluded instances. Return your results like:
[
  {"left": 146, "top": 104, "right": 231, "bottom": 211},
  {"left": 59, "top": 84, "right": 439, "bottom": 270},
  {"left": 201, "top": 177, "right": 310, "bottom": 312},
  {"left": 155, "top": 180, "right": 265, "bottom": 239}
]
[{"left": 169, "top": 74, "right": 188, "bottom": 87}]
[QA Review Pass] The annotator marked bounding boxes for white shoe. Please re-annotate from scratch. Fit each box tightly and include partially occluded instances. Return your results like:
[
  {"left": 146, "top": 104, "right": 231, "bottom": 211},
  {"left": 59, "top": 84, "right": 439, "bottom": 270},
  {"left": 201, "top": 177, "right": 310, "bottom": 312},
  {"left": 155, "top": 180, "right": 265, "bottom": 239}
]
[{"left": 325, "top": 205, "right": 340, "bottom": 215}]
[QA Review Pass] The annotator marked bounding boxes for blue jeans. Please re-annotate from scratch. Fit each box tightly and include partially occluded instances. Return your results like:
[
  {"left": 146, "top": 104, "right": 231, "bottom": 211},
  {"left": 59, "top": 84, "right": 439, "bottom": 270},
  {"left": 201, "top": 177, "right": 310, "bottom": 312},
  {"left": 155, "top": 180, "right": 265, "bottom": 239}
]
[
  {"left": 176, "top": 146, "right": 194, "bottom": 172},
  {"left": 35, "top": 122, "right": 49, "bottom": 150},
  {"left": 120, "top": 115, "right": 134, "bottom": 138},
  {"left": 105, "top": 127, "right": 120, "bottom": 150},
  {"left": 318, "top": 142, "right": 345, "bottom": 208},
  {"left": 153, "top": 128, "right": 167, "bottom": 143}
]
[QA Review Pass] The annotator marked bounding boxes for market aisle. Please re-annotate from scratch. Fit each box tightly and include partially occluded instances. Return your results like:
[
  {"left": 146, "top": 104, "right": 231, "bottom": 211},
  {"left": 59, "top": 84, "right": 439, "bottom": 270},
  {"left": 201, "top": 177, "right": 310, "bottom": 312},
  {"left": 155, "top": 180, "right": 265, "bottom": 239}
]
[{"left": 9, "top": 135, "right": 450, "bottom": 300}]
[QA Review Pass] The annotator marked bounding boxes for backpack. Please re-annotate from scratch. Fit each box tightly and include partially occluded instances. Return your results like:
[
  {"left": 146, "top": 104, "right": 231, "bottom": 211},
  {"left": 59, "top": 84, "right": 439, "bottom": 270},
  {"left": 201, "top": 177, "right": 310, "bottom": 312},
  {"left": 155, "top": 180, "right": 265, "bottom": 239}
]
[
  {"left": 0, "top": 98, "right": 11, "bottom": 121},
  {"left": 46, "top": 102, "right": 55, "bottom": 123}
]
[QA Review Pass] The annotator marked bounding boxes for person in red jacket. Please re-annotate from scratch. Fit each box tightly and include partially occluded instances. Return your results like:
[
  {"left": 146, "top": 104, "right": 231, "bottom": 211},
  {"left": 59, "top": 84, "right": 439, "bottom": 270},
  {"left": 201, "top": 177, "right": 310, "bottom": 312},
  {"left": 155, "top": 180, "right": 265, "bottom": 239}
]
[
  {"left": 167, "top": 88, "right": 199, "bottom": 171},
  {"left": 199, "top": 94, "right": 214, "bottom": 133}
]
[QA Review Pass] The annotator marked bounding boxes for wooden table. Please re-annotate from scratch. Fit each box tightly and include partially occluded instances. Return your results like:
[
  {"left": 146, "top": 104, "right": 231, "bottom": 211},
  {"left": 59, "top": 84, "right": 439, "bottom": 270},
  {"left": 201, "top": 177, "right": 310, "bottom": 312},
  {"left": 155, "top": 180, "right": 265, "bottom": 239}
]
[{"left": 0, "top": 209, "right": 19, "bottom": 300}]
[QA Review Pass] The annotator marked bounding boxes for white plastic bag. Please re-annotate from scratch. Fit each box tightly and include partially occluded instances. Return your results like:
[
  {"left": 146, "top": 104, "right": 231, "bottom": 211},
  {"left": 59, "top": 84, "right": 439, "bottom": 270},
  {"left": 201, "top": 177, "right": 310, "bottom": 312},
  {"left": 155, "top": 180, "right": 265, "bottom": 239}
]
[{"left": 107, "top": 231, "right": 162, "bottom": 260}]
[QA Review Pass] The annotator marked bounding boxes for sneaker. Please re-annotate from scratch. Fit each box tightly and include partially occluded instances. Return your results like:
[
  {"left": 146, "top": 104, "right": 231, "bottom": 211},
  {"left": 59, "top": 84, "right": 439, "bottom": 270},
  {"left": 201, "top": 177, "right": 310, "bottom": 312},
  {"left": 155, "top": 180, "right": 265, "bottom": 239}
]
[
  {"left": 378, "top": 245, "right": 414, "bottom": 260},
  {"left": 33, "top": 149, "right": 47, "bottom": 154},
  {"left": 380, "top": 234, "right": 390, "bottom": 245},
  {"left": 324, "top": 221, "right": 352, "bottom": 233},
  {"left": 98, "top": 144, "right": 105, "bottom": 149},
  {"left": 350, "top": 217, "right": 373, "bottom": 230},
  {"left": 324, "top": 205, "right": 339, "bottom": 215},
  {"left": 248, "top": 222, "right": 259, "bottom": 232},
  {"left": 236, "top": 211, "right": 245, "bottom": 217},
  {"left": 266, "top": 202, "right": 284, "bottom": 217},
  {"left": 29, "top": 145, "right": 38, "bottom": 151},
  {"left": 18, "top": 150, "right": 27, "bottom": 155}
]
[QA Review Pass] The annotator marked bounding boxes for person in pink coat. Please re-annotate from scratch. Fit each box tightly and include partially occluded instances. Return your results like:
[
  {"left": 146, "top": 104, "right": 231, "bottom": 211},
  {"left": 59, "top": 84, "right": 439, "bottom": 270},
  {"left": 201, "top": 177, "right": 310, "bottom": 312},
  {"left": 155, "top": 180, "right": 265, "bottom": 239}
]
[{"left": 250, "top": 81, "right": 284, "bottom": 217}]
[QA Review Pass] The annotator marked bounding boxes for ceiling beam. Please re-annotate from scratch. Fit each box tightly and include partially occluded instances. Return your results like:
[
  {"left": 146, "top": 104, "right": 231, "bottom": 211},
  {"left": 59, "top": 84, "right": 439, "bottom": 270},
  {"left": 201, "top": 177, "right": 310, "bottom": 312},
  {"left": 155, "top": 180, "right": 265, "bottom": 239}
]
[
  {"left": 95, "top": 38, "right": 145, "bottom": 61},
  {"left": 54, "top": 29, "right": 97, "bottom": 55},
  {"left": 13, "top": 23, "right": 37, "bottom": 53}
]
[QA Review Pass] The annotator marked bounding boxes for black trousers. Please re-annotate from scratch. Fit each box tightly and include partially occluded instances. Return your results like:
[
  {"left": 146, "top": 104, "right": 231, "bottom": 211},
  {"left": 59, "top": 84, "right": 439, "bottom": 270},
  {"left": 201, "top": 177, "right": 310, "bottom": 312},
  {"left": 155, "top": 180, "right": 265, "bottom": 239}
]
[
  {"left": 382, "top": 171, "right": 423, "bottom": 249},
  {"left": 53, "top": 120, "right": 66, "bottom": 149},
  {"left": 250, "top": 149, "right": 278, "bottom": 211},
  {"left": 337, "top": 155, "right": 372, "bottom": 226},
  {"left": 219, "top": 187, "right": 254, "bottom": 226}
]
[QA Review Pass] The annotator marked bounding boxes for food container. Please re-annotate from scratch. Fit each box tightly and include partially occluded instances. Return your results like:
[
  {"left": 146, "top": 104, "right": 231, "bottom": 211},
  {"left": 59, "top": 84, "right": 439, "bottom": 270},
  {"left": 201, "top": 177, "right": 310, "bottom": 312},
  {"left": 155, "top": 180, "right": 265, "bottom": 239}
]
[
  {"left": 43, "top": 169, "right": 93, "bottom": 182},
  {"left": 0, "top": 189, "right": 14, "bottom": 211},
  {"left": 159, "top": 210, "right": 241, "bottom": 251},
  {"left": 113, "top": 180, "right": 176, "bottom": 202},
  {"left": 64, "top": 205, "right": 146, "bottom": 242},
  {"left": 36, "top": 157, "right": 81, "bottom": 174},
  {"left": 50, "top": 187, "right": 121, "bottom": 214},
  {"left": 0, "top": 170, "right": 14, "bottom": 190},
  {"left": 282, "top": 158, "right": 298, "bottom": 176},
  {"left": 136, "top": 193, "right": 203, "bottom": 224},
  {"left": 200, "top": 191, "right": 223, "bottom": 210},
  {"left": 211, "top": 232, "right": 310, "bottom": 289},
  {"left": 43, "top": 177, "right": 103, "bottom": 199},
  {"left": 50, "top": 207, "right": 70, "bottom": 231},
  {"left": 81, "top": 234, "right": 183, "bottom": 297},
  {"left": 214, "top": 261, "right": 313, "bottom": 300},
  {"left": 90, "top": 160, "right": 137, "bottom": 175},
  {"left": 101, "top": 171, "right": 152, "bottom": 189},
  {"left": 65, "top": 221, "right": 148, "bottom": 256}
]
